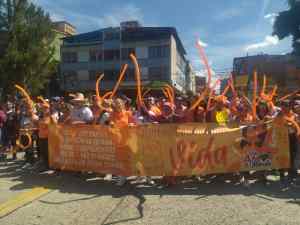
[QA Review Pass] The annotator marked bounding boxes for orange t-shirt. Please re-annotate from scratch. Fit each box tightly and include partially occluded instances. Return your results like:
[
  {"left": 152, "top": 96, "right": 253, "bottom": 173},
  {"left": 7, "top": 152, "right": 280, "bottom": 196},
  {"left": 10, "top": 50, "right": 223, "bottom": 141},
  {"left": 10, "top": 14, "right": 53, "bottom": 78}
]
[
  {"left": 38, "top": 117, "right": 51, "bottom": 138},
  {"left": 111, "top": 111, "right": 133, "bottom": 128}
]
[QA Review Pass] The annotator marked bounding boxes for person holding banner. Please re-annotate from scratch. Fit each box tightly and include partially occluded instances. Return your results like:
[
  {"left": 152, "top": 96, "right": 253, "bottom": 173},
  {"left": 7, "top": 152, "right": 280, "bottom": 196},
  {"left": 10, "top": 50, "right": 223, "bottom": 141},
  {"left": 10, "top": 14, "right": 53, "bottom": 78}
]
[
  {"left": 110, "top": 98, "right": 134, "bottom": 186},
  {"left": 19, "top": 101, "right": 39, "bottom": 166},
  {"left": 67, "top": 93, "right": 94, "bottom": 125},
  {"left": 37, "top": 101, "right": 57, "bottom": 170},
  {"left": 276, "top": 100, "right": 300, "bottom": 186},
  {"left": 212, "top": 96, "right": 231, "bottom": 125}
]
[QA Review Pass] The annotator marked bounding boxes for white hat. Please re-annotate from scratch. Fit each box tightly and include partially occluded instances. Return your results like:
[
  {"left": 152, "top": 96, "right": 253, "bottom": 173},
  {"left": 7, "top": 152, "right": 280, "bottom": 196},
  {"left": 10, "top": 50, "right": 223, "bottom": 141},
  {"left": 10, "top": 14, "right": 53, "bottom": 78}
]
[{"left": 71, "top": 93, "right": 86, "bottom": 102}]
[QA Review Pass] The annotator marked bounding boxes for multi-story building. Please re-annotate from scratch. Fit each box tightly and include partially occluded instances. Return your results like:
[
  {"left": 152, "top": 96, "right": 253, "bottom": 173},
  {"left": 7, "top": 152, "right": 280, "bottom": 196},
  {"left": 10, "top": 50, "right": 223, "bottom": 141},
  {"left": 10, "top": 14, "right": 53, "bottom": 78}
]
[
  {"left": 233, "top": 54, "right": 300, "bottom": 95},
  {"left": 195, "top": 76, "right": 206, "bottom": 93},
  {"left": 47, "top": 21, "right": 76, "bottom": 96},
  {"left": 185, "top": 62, "right": 196, "bottom": 94},
  {"left": 60, "top": 21, "right": 194, "bottom": 95},
  {"left": 52, "top": 21, "right": 76, "bottom": 61}
]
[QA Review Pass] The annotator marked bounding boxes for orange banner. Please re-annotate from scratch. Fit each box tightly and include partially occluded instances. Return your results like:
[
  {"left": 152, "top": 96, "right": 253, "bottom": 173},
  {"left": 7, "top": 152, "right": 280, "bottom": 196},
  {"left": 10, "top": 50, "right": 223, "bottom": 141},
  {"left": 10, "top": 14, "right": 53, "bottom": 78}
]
[{"left": 49, "top": 122, "right": 290, "bottom": 176}]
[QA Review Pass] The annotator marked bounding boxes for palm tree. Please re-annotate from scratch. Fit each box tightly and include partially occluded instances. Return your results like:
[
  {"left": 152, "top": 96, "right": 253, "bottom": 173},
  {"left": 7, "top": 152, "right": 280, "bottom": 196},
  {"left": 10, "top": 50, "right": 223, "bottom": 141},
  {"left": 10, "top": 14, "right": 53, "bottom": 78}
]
[{"left": 273, "top": 0, "right": 300, "bottom": 56}]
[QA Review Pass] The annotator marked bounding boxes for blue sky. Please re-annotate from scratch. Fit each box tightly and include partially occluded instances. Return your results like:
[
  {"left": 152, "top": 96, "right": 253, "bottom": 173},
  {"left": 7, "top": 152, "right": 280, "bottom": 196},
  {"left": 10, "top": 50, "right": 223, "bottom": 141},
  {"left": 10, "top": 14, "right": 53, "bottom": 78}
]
[{"left": 33, "top": 0, "right": 292, "bottom": 77}]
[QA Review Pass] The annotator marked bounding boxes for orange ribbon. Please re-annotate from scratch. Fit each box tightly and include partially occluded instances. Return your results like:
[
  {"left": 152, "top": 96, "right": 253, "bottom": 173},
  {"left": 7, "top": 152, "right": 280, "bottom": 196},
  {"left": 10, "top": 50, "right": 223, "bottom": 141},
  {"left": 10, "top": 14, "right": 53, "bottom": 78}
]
[
  {"left": 95, "top": 74, "right": 104, "bottom": 101},
  {"left": 15, "top": 84, "right": 34, "bottom": 108},
  {"left": 196, "top": 40, "right": 212, "bottom": 87},
  {"left": 37, "top": 96, "right": 50, "bottom": 108},
  {"left": 111, "top": 64, "right": 128, "bottom": 98},
  {"left": 102, "top": 91, "right": 113, "bottom": 99},
  {"left": 130, "top": 54, "right": 143, "bottom": 108},
  {"left": 252, "top": 71, "right": 257, "bottom": 121},
  {"left": 16, "top": 133, "right": 32, "bottom": 150}
]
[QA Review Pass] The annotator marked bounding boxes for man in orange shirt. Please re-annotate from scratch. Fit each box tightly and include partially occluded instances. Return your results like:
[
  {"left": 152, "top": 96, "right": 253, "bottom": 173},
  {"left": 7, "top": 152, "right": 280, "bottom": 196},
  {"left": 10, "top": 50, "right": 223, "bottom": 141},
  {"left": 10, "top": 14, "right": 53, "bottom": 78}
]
[{"left": 110, "top": 98, "right": 134, "bottom": 186}]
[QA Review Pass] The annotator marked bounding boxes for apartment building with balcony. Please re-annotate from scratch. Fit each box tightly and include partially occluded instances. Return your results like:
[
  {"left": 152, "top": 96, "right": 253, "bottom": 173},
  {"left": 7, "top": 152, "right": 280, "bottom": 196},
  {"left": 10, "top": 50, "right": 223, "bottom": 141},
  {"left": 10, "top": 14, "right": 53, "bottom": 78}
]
[{"left": 60, "top": 21, "right": 195, "bottom": 95}]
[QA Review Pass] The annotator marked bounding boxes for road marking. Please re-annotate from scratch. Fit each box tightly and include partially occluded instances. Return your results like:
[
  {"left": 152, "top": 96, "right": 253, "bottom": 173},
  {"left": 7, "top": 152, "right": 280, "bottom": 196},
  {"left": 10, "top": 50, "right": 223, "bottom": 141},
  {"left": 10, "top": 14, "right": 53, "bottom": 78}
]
[{"left": 0, "top": 187, "right": 50, "bottom": 218}]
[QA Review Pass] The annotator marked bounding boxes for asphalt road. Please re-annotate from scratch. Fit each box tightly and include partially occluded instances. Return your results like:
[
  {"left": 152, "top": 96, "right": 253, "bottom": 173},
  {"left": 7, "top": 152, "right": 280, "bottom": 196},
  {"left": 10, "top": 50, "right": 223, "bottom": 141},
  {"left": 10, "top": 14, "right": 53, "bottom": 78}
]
[{"left": 1, "top": 159, "right": 300, "bottom": 225}]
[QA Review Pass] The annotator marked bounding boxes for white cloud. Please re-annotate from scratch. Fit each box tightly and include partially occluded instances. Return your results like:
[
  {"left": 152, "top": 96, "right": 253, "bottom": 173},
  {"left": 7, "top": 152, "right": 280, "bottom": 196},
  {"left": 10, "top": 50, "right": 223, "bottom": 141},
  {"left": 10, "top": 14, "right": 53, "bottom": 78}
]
[
  {"left": 264, "top": 13, "right": 277, "bottom": 25},
  {"left": 32, "top": 1, "right": 144, "bottom": 32},
  {"left": 215, "top": 8, "right": 242, "bottom": 21},
  {"left": 98, "top": 4, "right": 144, "bottom": 27},
  {"left": 260, "top": 0, "right": 272, "bottom": 20},
  {"left": 50, "top": 13, "right": 65, "bottom": 22},
  {"left": 244, "top": 35, "right": 279, "bottom": 51}
]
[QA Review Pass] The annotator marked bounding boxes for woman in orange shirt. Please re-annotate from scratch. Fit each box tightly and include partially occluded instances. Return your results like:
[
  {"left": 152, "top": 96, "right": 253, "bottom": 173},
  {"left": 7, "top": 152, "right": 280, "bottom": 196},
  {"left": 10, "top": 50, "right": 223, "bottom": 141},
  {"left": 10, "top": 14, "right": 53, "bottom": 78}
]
[{"left": 38, "top": 102, "right": 57, "bottom": 169}]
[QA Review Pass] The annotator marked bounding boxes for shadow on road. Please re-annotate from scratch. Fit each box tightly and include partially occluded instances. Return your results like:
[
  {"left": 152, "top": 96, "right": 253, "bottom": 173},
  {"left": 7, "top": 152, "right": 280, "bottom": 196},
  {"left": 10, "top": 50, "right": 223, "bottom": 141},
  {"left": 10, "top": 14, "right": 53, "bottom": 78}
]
[{"left": 1, "top": 160, "right": 300, "bottom": 225}]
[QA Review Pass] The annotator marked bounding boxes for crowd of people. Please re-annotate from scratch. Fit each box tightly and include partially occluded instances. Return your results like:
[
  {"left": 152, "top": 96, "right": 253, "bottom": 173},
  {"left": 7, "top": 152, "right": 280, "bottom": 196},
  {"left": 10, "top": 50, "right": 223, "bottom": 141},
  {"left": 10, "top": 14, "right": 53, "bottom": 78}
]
[{"left": 0, "top": 85, "right": 300, "bottom": 188}]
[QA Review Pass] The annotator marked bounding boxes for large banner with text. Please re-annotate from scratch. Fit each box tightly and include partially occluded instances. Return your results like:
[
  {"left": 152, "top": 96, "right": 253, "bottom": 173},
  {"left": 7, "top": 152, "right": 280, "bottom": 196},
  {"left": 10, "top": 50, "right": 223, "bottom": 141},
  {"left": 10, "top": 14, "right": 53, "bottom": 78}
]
[{"left": 48, "top": 122, "right": 290, "bottom": 176}]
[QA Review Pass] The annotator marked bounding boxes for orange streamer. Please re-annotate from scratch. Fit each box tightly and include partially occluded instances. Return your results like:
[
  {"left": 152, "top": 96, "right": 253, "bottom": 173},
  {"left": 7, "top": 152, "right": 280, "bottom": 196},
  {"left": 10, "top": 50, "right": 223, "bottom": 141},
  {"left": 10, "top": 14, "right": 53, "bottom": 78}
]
[
  {"left": 142, "top": 88, "right": 152, "bottom": 98},
  {"left": 130, "top": 54, "right": 143, "bottom": 107},
  {"left": 162, "top": 88, "right": 170, "bottom": 99},
  {"left": 228, "top": 75, "right": 236, "bottom": 97},
  {"left": 37, "top": 96, "right": 50, "bottom": 108},
  {"left": 221, "top": 81, "right": 231, "bottom": 96},
  {"left": 252, "top": 71, "right": 257, "bottom": 121},
  {"left": 165, "top": 84, "right": 175, "bottom": 99},
  {"left": 196, "top": 40, "right": 212, "bottom": 87},
  {"left": 16, "top": 133, "right": 32, "bottom": 150},
  {"left": 279, "top": 90, "right": 299, "bottom": 102},
  {"left": 166, "top": 88, "right": 175, "bottom": 106},
  {"left": 261, "top": 75, "right": 267, "bottom": 96},
  {"left": 15, "top": 84, "right": 34, "bottom": 108},
  {"left": 103, "top": 91, "right": 113, "bottom": 99},
  {"left": 111, "top": 64, "right": 128, "bottom": 98},
  {"left": 95, "top": 74, "right": 104, "bottom": 101},
  {"left": 206, "top": 79, "right": 221, "bottom": 111},
  {"left": 189, "top": 88, "right": 208, "bottom": 111}
]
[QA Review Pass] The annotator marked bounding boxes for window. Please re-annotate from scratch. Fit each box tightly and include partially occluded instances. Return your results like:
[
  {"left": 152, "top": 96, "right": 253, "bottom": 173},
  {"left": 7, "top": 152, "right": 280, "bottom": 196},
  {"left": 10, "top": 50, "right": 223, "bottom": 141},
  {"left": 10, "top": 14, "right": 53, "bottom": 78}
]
[
  {"left": 104, "top": 31, "right": 120, "bottom": 41},
  {"left": 104, "top": 69, "right": 119, "bottom": 81},
  {"left": 63, "top": 71, "right": 78, "bottom": 88},
  {"left": 176, "top": 53, "right": 186, "bottom": 70},
  {"left": 62, "top": 52, "right": 77, "bottom": 63},
  {"left": 104, "top": 49, "right": 120, "bottom": 60},
  {"left": 89, "top": 70, "right": 103, "bottom": 81},
  {"left": 89, "top": 49, "right": 103, "bottom": 62},
  {"left": 121, "top": 48, "right": 135, "bottom": 60},
  {"left": 140, "top": 67, "right": 149, "bottom": 80},
  {"left": 149, "top": 45, "right": 170, "bottom": 58},
  {"left": 124, "top": 68, "right": 135, "bottom": 81},
  {"left": 89, "top": 50, "right": 97, "bottom": 62},
  {"left": 149, "top": 66, "right": 169, "bottom": 80}
]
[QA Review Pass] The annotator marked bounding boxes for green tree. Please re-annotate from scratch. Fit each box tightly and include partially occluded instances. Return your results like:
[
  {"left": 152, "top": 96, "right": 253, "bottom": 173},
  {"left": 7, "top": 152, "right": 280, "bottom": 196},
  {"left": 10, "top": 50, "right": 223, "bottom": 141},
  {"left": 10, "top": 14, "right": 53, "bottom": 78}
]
[
  {"left": 0, "top": 0, "right": 55, "bottom": 96},
  {"left": 273, "top": 0, "right": 300, "bottom": 56}
]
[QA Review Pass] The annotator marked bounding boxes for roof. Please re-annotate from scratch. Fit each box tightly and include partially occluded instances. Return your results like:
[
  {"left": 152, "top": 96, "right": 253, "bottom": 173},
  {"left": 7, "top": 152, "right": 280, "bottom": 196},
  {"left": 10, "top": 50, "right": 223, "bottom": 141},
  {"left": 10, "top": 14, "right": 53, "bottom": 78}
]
[
  {"left": 53, "top": 21, "right": 76, "bottom": 29},
  {"left": 63, "top": 27, "right": 186, "bottom": 55}
]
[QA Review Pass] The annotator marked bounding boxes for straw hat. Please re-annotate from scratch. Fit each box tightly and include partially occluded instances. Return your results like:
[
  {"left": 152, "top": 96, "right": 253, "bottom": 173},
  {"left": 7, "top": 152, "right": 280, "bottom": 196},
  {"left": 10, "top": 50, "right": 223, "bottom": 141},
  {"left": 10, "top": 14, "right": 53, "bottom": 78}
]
[{"left": 71, "top": 93, "right": 86, "bottom": 102}]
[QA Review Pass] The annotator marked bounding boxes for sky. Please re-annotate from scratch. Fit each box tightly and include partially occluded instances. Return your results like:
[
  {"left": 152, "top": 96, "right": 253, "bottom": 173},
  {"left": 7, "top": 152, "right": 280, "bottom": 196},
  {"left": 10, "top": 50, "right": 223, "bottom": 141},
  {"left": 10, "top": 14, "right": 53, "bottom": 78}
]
[{"left": 33, "top": 0, "right": 292, "bottom": 78}]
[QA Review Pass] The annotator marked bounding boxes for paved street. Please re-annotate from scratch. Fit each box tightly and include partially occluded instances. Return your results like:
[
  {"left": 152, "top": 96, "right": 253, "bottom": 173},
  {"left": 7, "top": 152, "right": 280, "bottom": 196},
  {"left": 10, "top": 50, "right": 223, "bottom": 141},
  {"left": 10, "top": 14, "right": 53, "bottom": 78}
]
[{"left": 1, "top": 159, "right": 300, "bottom": 225}]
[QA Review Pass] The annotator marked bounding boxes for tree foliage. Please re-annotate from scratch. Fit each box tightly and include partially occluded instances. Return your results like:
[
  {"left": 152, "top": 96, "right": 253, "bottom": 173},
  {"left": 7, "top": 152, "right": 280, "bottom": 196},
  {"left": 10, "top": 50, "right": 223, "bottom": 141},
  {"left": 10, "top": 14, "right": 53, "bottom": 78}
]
[
  {"left": 0, "top": 0, "right": 56, "bottom": 96},
  {"left": 273, "top": 0, "right": 300, "bottom": 56}
]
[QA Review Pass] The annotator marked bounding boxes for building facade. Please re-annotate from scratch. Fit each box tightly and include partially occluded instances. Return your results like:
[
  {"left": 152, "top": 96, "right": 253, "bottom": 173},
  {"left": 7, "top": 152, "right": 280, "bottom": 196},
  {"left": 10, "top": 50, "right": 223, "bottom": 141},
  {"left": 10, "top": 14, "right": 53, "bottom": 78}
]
[
  {"left": 233, "top": 54, "right": 300, "bottom": 95},
  {"left": 60, "top": 21, "right": 194, "bottom": 94},
  {"left": 195, "top": 76, "right": 206, "bottom": 93},
  {"left": 52, "top": 21, "right": 76, "bottom": 61}
]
